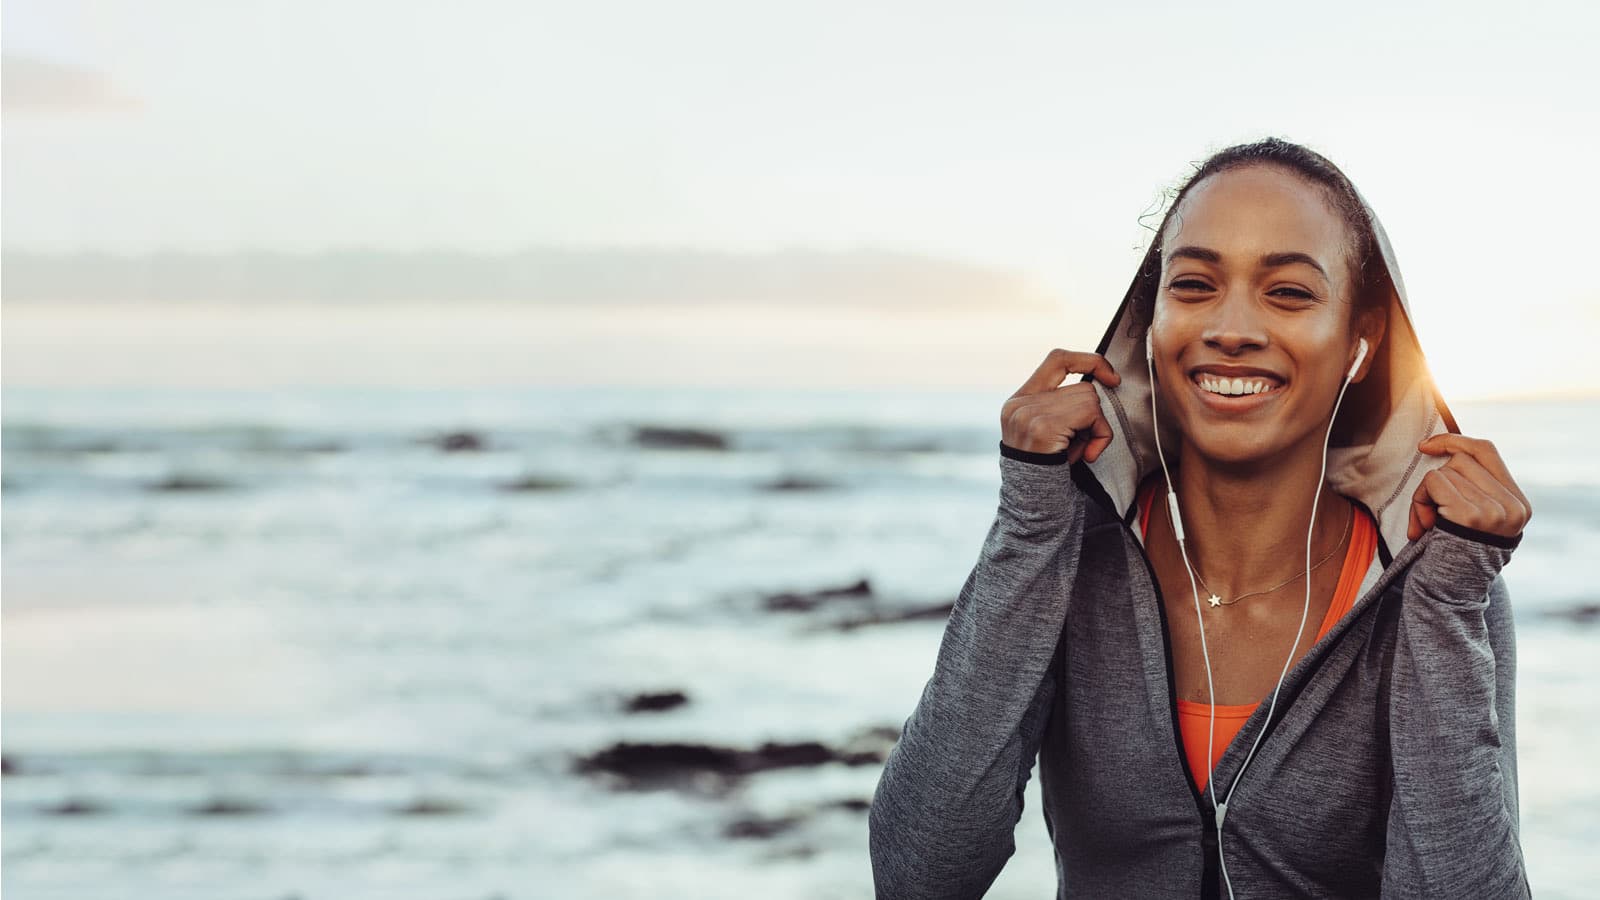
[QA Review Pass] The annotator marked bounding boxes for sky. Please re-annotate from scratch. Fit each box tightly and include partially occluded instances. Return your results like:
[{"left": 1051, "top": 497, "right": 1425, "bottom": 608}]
[{"left": 4, "top": 1, "right": 1599, "bottom": 398}]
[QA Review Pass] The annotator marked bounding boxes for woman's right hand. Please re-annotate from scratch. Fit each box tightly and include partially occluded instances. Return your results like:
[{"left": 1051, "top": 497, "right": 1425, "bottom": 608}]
[{"left": 1000, "top": 349, "right": 1120, "bottom": 464}]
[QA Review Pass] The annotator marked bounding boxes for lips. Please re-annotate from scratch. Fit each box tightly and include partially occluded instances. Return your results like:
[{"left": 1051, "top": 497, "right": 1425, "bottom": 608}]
[{"left": 1183, "top": 364, "right": 1287, "bottom": 405}]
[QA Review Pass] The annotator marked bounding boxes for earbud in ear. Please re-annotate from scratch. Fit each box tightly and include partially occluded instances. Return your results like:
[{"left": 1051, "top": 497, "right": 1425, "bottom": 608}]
[
  {"left": 1145, "top": 330, "right": 1154, "bottom": 362},
  {"left": 1347, "top": 337, "right": 1369, "bottom": 381}
]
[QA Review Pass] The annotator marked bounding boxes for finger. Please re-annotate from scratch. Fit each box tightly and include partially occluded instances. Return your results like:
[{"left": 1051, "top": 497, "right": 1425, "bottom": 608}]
[
  {"left": 1440, "top": 453, "right": 1528, "bottom": 526},
  {"left": 1437, "top": 466, "right": 1510, "bottom": 531},
  {"left": 1061, "top": 401, "right": 1115, "bottom": 465},
  {"left": 1420, "top": 433, "right": 1533, "bottom": 525},
  {"left": 1418, "top": 433, "right": 1530, "bottom": 510},
  {"left": 1082, "top": 412, "right": 1115, "bottom": 463},
  {"left": 1408, "top": 495, "right": 1435, "bottom": 540},
  {"left": 1421, "top": 466, "right": 1474, "bottom": 526},
  {"left": 1064, "top": 426, "right": 1087, "bottom": 465},
  {"left": 1409, "top": 470, "right": 1449, "bottom": 539},
  {"left": 1013, "top": 349, "right": 1120, "bottom": 398}
]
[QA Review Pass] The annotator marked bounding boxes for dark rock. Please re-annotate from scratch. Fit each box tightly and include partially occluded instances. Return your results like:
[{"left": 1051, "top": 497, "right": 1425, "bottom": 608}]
[
  {"left": 575, "top": 742, "right": 744, "bottom": 792},
  {"left": 147, "top": 474, "right": 231, "bottom": 492},
  {"left": 829, "top": 600, "right": 954, "bottom": 631},
  {"left": 1, "top": 755, "right": 14, "bottom": 776},
  {"left": 395, "top": 796, "right": 472, "bottom": 816},
  {"left": 190, "top": 796, "right": 269, "bottom": 816},
  {"left": 574, "top": 736, "right": 878, "bottom": 792},
  {"left": 1546, "top": 603, "right": 1600, "bottom": 624},
  {"left": 826, "top": 797, "right": 873, "bottom": 813},
  {"left": 724, "top": 812, "right": 805, "bottom": 840},
  {"left": 498, "top": 474, "right": 576, "bottom": 492},
  {"left": 43, "top": 797, "right": 105, "bottom": 816},
  {"left": 762, "top": 577, "right": 874, "bottom": 612},
  {"left": 623, "top": 690, "right": 689, "bottom": 713},
  {"left": 632, "top": 426, "right": 728, "bottom": 451},
  {"left": 760, "top": 476, "right": 835, "bottom": 492},
  {"left": 580, "top": 742, "right": 745, "bottom": 776},
  {"left": 750, "top": 741, "right": 834, "bottom": 769},
  {"left": 432, "top": 431, "right": 486, "bottom": 452}
]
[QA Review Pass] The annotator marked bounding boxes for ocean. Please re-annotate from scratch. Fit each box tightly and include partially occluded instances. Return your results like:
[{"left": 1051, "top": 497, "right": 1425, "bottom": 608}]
[{"left": 3, "top": 384, "right": 1596, "bottom": 899}]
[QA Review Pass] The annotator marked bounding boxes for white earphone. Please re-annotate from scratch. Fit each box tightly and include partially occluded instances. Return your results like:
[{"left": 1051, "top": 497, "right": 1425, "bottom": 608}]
[
  {"left": 1348, "top": 336, "right": 1369, "bottom": 381},
  {"left": 1144, "top": 330, "right": 1367, "bottom": 900}
]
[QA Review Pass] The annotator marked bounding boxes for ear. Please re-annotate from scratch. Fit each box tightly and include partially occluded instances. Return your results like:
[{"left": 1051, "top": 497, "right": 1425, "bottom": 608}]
[{"left": 1350, "top": 307, "right": 1387, "bottom": 383}]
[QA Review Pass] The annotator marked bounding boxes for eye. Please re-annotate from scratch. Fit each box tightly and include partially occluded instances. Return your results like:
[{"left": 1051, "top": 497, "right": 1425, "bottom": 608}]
[
  {"left": 1168, "top": 279, "right": 1213, "bottom": 292},
  {"left": 1269, "top": 287, "right": 1317, "bottom": 301}
]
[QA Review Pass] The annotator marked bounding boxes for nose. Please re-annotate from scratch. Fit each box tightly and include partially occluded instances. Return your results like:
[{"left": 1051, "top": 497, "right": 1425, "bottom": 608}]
[{"left": 1201, "top": 289, "right": 1268, "bottom": 356}]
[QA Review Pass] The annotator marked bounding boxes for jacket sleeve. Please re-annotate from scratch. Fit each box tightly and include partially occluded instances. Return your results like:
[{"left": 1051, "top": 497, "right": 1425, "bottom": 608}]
[
  {"left": 1380, "top": 520, "right": 1530, "bottom": 899},
  {"left": 868, "top": 446, "right": 1087, "bottom": 899}
]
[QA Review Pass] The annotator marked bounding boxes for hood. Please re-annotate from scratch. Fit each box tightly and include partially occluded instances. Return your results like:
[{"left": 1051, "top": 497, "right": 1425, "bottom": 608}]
[{"left": 1083, "top": 182, "right": 1458, "bottom": 563}]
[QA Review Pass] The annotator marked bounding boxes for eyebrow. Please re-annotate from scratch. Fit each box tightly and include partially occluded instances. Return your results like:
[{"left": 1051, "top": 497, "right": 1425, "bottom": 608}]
[{"left": 1166, "top": 245, "right": 1330, "bottom": 280}]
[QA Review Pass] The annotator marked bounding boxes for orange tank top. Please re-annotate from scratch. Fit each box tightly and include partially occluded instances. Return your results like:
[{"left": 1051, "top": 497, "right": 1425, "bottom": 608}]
[{"left": 1136, "top": 476, "right": 1377, "bottom": 794}]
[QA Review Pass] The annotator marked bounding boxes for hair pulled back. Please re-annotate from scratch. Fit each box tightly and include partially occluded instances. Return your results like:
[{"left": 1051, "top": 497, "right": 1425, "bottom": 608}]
[{"left": 1126, "top": 137, "right": 1388, "bottom": 340}]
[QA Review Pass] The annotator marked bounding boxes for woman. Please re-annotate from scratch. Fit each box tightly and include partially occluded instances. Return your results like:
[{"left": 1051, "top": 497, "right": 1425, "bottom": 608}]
[{"left": 868, "top": 138, "right": 1532, "bottom": 899}]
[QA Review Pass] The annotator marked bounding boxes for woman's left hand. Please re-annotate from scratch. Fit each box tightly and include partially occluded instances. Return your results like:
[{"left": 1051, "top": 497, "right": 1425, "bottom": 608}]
[{"left": 1408, "top": 434, "right": 1533, "bottom": 542}]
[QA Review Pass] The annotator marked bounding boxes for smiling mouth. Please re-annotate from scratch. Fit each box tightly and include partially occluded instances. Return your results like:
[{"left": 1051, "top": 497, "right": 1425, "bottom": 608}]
[{"left": 1189, "top": 371, "right": 1287, "bottom": 400}]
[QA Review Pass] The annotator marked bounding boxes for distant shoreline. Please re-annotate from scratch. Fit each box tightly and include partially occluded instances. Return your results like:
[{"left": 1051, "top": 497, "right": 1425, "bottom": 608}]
[{"left": 3, "top": 299, "right": 1591, "bottom": 402}]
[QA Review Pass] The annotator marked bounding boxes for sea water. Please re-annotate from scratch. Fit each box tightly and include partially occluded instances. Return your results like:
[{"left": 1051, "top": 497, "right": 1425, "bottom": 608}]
[{"left": 3, "top": 385, "right": 1596, "bottom": 899}]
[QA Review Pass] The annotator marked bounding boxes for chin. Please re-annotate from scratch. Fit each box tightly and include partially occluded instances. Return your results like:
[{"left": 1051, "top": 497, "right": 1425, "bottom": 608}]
[{"left": 1182, "top": 428, "right": 1287, "bottom": 470}]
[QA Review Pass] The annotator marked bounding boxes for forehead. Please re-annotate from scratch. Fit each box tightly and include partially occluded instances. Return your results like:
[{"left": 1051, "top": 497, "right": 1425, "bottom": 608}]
[{"left": 1163, "top": 165, "right": 1346, "bottom": 268}]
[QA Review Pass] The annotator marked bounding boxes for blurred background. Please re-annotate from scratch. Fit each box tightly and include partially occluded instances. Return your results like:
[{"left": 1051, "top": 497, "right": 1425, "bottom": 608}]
[{"left": 3, "top": 2, "right": 1598, "bottom": 898}]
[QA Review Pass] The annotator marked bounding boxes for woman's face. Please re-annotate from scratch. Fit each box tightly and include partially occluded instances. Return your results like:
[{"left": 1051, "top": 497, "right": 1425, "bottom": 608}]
[{"left": 1150, "top": 164, "right": 1369, "bottom": 468}]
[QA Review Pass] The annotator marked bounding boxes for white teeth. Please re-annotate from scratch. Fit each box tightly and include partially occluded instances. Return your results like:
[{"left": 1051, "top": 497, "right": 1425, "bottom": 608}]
[{"left": 1195, "top": 375, "right": 1275, "bottom": 396}]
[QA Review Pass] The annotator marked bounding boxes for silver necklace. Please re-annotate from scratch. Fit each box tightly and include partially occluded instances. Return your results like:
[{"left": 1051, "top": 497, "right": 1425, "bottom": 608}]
[{"left": 1193, "top": 500, "right": 1352, "bottom": 609}]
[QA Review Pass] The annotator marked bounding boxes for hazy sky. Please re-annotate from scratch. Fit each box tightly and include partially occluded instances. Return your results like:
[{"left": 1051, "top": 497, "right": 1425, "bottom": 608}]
[{"left": 4, "top": 1, "right": 1599, "bottom": 397}]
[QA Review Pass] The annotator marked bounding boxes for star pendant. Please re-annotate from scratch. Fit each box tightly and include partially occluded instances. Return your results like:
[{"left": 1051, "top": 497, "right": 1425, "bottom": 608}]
[{"left": 1207, "top": 594, "right": 1222, "bottom": 608}]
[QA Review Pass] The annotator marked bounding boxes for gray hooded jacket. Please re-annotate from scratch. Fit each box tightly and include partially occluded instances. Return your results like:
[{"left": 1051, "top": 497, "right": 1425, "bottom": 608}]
[{"left": 867, "top": 187, "right": 1530, "bottom": 899}]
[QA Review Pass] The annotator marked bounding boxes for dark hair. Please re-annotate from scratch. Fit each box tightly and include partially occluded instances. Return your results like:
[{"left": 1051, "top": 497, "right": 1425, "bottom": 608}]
[{"left": 1125, "top": 137, "right": 1387, "bottom": 339}]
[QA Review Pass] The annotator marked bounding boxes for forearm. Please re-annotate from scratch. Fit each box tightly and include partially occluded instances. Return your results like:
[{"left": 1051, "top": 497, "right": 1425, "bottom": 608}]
[
  {"left": 869, "top": 452, "right": 1085, "bottom": 899},
  {"left": 1382, "top": 525, "right": 1529, "bottom": 898}
]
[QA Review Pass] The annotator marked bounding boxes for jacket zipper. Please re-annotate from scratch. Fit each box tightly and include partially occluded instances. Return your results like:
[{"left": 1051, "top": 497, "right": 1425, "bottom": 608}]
[{"left": 1125, "top": 517, "right": 1223, "bottom": 900}]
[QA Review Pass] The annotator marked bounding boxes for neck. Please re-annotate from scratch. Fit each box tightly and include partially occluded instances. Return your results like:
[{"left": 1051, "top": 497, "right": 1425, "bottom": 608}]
[{"left": 1163, "top": 430, "right": 1349, "bottom": 601}]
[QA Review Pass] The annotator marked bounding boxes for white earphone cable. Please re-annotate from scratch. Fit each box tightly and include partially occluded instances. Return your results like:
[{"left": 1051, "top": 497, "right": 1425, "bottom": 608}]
[
  {"left": 1145, "top": 332, "right": 1366, "bottom": 900},
  {"left": 1145, "top": 338, "right": 1219, "bottom": 814}
]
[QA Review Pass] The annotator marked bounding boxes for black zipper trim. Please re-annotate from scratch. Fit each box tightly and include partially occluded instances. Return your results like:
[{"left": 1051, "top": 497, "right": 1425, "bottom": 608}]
[
  {"left": 999, "top": 439, "right": 1073, "bottom": 466},
  {"left": 1072, "top": 460, "right": 1220, "bottom": 899},
  {"left": 1147, "top": 549, "right": 1223, "bottom": 900},
  {"left": 1433, "top": 514, "right": 1523, "bottom": 549},
  {"left": 1372, "top": 499, "right": 1395, "bottom": 568}
]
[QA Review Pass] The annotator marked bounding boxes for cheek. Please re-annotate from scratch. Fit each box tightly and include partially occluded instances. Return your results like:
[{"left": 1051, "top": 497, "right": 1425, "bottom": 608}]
[
  {"left": 1282, "top": 315, "right": 1351, "bottom": 370},
  {"left": 1148, "top": 302, "right": 1201, "bottom": 348}
]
